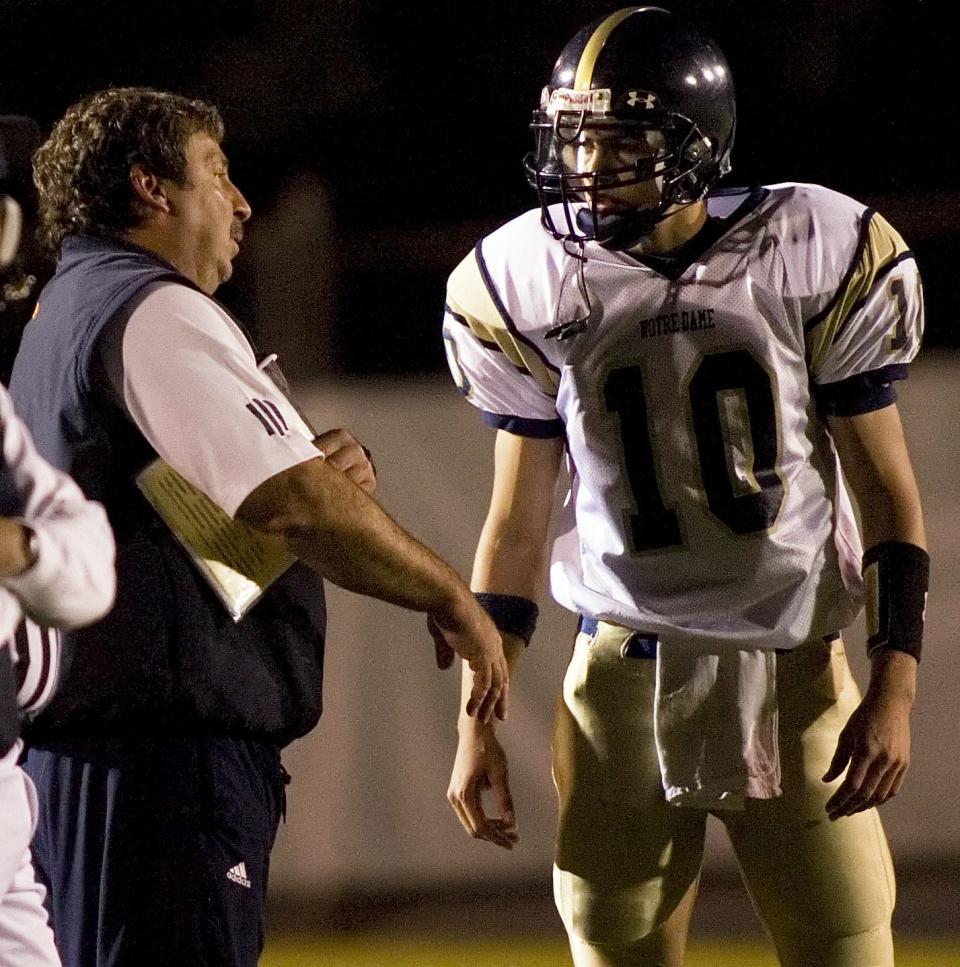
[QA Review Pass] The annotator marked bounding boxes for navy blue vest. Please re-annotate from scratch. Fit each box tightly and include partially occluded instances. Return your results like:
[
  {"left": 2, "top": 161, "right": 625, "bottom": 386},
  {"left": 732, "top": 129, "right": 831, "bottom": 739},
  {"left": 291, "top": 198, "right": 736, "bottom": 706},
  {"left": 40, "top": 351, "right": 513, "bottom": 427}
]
[{"left": 9, "top": 235, "right": 326, "bottom": 745}]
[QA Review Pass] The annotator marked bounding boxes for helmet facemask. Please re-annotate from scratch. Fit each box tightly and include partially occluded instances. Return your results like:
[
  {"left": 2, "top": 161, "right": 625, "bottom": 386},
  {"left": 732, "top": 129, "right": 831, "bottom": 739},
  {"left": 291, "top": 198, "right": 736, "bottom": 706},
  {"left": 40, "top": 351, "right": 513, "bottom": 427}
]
[{"left": 525, "top": 101, "right": 723, "bottom": 251}]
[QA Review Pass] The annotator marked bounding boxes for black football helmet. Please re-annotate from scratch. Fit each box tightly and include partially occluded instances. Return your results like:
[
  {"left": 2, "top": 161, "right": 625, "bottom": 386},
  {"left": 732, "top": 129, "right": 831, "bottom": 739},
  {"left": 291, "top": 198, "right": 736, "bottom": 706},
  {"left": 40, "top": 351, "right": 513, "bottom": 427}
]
[{"left": 524, "top": 6, "right": 735, "bottom": 250}]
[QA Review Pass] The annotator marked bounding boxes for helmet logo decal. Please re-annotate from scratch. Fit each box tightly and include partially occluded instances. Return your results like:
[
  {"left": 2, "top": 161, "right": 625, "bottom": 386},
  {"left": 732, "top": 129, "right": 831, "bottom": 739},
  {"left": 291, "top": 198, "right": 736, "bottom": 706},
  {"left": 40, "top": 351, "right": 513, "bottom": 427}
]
[
  {"left": 547, "top": 87, "right": 612, "bottom": 117},
  {"left": 626, "top": 91, "right": 659, "bottom": 111}
]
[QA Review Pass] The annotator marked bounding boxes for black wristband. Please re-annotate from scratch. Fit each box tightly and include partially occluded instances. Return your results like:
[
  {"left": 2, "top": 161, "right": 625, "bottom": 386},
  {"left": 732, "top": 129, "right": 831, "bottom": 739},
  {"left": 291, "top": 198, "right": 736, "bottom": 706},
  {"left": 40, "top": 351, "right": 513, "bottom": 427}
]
[
  {"left": 475, "top": 593, "right": 539, "bottom": 646},
  {"left": 862, "top": 541, "right": 929, "bottom": 662}
]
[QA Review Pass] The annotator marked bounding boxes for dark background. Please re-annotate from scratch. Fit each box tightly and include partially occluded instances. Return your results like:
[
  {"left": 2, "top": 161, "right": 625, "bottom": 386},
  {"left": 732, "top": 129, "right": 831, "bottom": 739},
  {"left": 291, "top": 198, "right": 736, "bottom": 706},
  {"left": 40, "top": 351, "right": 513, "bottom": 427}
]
[{"left": 1, "top": 0, "right": 956, "bottom": 377}]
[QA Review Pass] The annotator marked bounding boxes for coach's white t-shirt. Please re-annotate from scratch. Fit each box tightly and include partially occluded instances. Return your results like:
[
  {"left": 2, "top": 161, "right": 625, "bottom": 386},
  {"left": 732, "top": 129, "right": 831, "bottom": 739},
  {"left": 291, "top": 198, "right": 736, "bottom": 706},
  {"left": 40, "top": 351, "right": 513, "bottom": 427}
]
[{"left": 100, "top": 281, "right": 319, "bottom": 516}]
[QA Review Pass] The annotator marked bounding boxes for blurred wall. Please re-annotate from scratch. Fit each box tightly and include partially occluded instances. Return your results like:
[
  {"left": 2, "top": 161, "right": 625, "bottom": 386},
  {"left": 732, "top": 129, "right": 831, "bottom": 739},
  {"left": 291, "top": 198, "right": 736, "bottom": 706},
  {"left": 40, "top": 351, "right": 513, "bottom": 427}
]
[{"left": 268, "top": 351, "right": 960, "bottom": 895}]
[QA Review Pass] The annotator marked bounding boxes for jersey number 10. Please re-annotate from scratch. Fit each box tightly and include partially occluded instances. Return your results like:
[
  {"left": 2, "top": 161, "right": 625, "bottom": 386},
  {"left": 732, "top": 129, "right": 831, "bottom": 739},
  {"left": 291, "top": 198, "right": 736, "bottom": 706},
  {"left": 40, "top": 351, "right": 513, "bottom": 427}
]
[{"left": 605, "top": 349, "right": 785, "bottom": 552}]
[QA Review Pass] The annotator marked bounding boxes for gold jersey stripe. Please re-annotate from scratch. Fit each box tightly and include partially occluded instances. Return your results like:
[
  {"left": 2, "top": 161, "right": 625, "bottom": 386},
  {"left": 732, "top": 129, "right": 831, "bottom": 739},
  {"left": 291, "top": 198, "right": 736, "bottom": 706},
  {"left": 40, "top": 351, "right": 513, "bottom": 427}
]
[
  {"left": 574, "top": 7, "right": 641, "bottom": 91},
  {"left": 446, "top": 251, "right": 560, "bottom": 399},
  {"left": 807, "top": 211, "right": 910, "bottom": 370}
]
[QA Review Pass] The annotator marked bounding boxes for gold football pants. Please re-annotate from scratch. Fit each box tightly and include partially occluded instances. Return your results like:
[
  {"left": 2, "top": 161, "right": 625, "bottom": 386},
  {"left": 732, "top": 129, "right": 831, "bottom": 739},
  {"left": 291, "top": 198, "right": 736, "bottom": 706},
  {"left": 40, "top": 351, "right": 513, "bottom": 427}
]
[{"left": 553, "top": 622, "right": 896, "bottom": 967}]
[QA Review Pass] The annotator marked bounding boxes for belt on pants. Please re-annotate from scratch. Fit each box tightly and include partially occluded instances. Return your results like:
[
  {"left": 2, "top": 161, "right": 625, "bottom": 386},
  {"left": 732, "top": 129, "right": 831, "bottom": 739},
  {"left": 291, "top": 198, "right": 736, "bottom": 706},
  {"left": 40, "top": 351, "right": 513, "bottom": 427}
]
[
  {"left": 577, "top": 616, "right": 840, "bottom": 660},
  {"left": 578, "top": 616, "right": 658, "bottom": 660}
]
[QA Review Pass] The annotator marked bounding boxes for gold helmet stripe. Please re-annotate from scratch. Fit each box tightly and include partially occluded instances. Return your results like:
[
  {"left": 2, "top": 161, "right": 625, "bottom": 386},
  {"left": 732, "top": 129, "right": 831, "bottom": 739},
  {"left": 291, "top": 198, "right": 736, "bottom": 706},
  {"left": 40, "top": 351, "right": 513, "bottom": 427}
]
[{"left": 574, "top": 7, "right": 643, "bottom": 91}]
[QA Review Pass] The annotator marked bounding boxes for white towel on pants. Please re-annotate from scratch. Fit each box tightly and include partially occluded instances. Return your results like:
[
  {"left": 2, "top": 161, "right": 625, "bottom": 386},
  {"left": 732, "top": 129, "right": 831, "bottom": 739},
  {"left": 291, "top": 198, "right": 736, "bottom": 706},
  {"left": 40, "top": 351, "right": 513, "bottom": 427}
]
[{"left": 653, "top": 638, "right": 781, "bottom": 810}]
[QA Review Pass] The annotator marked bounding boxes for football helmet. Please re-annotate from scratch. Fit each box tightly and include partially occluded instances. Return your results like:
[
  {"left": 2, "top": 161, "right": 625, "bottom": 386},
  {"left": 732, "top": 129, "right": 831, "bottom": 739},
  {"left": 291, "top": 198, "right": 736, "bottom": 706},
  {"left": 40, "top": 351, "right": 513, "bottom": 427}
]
[{"left": 524, "top": 6, "right": 735, "bottom": 250}]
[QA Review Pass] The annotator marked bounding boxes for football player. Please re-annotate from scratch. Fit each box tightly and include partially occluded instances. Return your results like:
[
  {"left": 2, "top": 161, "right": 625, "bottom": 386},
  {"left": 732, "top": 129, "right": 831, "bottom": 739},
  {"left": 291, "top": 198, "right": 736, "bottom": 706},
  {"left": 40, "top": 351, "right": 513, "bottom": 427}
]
[
  {"left": 442, "top": 7, "right": 927, "bottom": 967},
  {"left": 1, "top": 115, "right": 116, "bottom": 967}
]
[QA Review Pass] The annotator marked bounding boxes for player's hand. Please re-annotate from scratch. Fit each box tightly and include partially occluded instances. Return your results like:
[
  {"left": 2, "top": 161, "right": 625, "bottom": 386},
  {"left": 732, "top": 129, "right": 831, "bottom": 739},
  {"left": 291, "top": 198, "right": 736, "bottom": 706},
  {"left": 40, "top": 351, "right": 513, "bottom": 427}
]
[
  {"left": 314, "top": 429, "right": 377, "bottom": 495},
  {"left": 448, "top": 720, "right": 519, "bottom": 850},
  {"left": 427, "top": 597, "right": 509, "bottom": 724},
  {"left": 823, "top": 653, "right": 915, "bottom": 821}
]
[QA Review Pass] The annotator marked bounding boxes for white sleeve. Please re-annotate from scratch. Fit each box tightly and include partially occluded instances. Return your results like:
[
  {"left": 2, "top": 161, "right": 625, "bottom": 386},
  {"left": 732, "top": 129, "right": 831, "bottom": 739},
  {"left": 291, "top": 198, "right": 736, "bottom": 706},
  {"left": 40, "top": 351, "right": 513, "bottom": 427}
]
[
  {"left": 106, "top": 283, "right": 320, "bottom": 516},
  {"left": 442, "top": 246, "right": 563, "bottom": 438},
  {"left": 0, "top": 384, "right": 116, "bottom": 632},
  {"left": 443, "top": 312, "right": 563, "bottom": 436},
  {"left": 803, "top": 208, "right": 923, "bottom": 387}
]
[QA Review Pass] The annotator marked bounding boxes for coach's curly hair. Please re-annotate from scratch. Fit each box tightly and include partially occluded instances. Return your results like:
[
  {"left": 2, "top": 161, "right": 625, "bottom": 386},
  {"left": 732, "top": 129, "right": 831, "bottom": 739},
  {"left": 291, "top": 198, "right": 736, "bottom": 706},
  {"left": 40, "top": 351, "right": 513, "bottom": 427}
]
[{"left": 33, "top": 87, "right": 224, "bottom": 253}]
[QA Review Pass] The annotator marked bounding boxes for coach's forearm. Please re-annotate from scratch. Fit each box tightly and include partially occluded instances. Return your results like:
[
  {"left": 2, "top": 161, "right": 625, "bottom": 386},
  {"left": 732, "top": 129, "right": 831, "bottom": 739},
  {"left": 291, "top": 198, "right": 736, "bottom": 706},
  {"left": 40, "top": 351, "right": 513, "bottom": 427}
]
[{"left": 238, "top": 456, "right": 471, "bottom": 614}]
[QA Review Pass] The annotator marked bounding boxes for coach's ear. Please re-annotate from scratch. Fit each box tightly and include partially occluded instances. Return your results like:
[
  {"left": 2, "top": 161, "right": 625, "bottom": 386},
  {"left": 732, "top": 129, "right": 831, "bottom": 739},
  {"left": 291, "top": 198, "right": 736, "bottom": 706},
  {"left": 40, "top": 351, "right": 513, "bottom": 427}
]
[{"left": 129, "top": 164, "right": 170, "bottom": 215}]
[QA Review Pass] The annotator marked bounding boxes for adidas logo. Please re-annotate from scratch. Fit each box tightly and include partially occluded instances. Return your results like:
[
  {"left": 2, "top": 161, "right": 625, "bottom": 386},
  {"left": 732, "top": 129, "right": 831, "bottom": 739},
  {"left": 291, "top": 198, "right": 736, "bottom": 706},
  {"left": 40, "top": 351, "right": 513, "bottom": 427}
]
[{"left": 226, "top": 862, "right": 252, "bottom": 889}]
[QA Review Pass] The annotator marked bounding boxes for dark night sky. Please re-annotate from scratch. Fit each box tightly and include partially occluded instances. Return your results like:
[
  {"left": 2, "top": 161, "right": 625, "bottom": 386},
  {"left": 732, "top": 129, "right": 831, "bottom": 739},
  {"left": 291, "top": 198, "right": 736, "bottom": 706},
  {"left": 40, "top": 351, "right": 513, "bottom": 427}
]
[{"left": 1, "top": 0, "right": 956, "bottom": 375}]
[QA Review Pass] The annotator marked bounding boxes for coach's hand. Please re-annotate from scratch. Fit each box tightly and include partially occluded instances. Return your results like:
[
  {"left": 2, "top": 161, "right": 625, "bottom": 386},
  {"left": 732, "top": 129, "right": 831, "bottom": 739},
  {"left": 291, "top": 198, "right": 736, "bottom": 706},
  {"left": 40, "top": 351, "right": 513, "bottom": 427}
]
[
  {"left": 823, "top": 650, "right": 915, "bottom": 821},
  {"left": 428, "top": 597, "right": 509, "bottom": 724},
  {"left": 448, "top": 718, "right": 519, "bottom": 850},
  {"left": 314, "top": 429, "right": 377, "bottom": 495}
]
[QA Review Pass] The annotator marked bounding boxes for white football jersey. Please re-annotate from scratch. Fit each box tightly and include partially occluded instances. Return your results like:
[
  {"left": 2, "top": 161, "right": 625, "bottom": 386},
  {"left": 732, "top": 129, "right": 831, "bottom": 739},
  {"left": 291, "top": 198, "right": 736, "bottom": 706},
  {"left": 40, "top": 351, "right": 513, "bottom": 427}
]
[{"left": 443, "top": 184, "right": 924, "bottom": 650}]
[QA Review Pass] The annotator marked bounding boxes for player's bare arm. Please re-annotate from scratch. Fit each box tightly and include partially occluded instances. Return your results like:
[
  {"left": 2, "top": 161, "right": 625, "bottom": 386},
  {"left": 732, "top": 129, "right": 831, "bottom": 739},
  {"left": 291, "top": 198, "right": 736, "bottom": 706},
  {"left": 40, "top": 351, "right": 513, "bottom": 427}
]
[
  {"left": 824, "top": 403, "right": 927, "bottom": 820},
  {"left": 449, "top": 432, "right": 564, "bottom": 848},
  {"left": 236, "top": 450, "right": 508, "bottom": 724}
]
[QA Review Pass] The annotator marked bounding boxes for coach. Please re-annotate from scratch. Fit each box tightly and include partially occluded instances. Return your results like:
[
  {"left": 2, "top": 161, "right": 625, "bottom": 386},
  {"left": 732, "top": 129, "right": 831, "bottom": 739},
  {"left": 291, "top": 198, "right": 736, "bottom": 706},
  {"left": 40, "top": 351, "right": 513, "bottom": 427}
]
[{"left": 9, "top": 87, "right": 507, "bottom": 967}]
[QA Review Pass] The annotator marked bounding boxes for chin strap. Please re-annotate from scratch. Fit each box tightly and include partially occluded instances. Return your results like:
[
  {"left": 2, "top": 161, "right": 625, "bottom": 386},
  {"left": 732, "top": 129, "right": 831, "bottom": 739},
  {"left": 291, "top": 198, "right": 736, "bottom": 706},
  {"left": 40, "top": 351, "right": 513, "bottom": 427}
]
[{"left": 545, "top": 239, "right": 592, "bottom": 341}]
